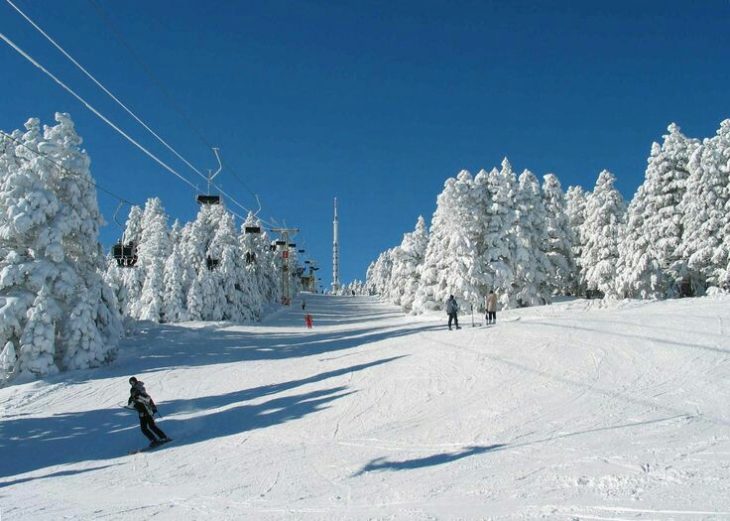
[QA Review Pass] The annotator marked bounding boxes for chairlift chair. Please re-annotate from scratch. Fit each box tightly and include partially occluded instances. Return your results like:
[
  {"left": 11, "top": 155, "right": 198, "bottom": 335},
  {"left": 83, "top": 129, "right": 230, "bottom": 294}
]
[
  {"left": 206, "top": 255, "right": 220, "bottom": 270},
  {"left": 197, "top": 194, "right": 220, "bottom": 205},
  {"left": 112, "top": 240, "right": 138, "bottom": 267},
  {"left": 244, "top": 226, "right": 261, "bottom": 234},
  {"left": 197, "top": 147, "right": 223, "bottom": 205}
]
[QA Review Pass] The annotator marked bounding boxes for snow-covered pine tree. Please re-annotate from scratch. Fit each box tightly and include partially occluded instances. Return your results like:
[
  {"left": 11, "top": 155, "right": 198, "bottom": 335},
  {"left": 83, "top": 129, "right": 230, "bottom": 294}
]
[
  {"left": 618, "top": 124, "right": 700, "bottom": 298},
  {"left": 581, "top": 170, "right": 626, "bottom": 298},
  {"left": 160, "top": 220, "right": 186, "bottom": 322},
  {"left": 133, "top": 198, "right": 171, "bottom": 321},
  {"left": 542, "top": 174, "right": 576, "bottom": 295},
  {"left": 0, "top": 114, "right": 122, "bottom": 380},
  {"left": 615, "top": 180, "right": 663, "bottom": 299},
  {"left": 679, "top": 120, "right": 730, "bottom": 293},
  {"left": 511, "top": 169, "right": 551, "bottom": 306},
  {"left": 388, "top": 216, "right": 429, "bottom": 312},
  {"left": 477, "top": 160, "right": 518, "bottom": 308},
  {"left": 184, "top": 204, "right": 229, "bottom": 321},
  {"left": 565, "top": 185, "right": 589, "bottom": 296},
  {"left": 400, "top": 216, "right": 429, "bottom": 312},
  {"left": 367, "top": 248, "right": 396, "bottom": 298},
  {"left": 412, "top": 171, "right": 478, "bottom": 312},
  {"left": 210, "top": 209, "right": 249, "bottom": 321}
]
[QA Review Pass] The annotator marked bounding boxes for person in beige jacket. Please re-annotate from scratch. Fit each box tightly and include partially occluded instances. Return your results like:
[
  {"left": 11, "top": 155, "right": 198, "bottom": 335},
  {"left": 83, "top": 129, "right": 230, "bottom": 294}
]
[{"left": 485, "top": 290, "right": 498, "bottom": 325}]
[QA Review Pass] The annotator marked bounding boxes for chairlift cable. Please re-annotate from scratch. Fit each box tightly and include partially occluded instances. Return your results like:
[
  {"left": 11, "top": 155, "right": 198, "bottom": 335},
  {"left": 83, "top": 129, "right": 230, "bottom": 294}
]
[
  {"left": 3, "top": 9, "right": 290, "bottom": 236},
  {"left": 6, "top": 0, "right": 212, "bottom": 186},
  {"left": 0, "top": 31, "right": 200, "bottom": 192},
  {"left": 85, "top": 0, "right": 269, "bottom": 210}
]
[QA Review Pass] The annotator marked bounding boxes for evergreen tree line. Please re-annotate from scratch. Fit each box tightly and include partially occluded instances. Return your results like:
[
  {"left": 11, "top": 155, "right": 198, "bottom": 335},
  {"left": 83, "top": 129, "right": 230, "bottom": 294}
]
[
  {"left": 0, "top": 113, "right": 296, "bottom": 383},
  {"left": 104, "top": 199, "right": 289, "bottom": 325},
  {"left": 366, "top": 121, "right": 730, "bottom": 312}
]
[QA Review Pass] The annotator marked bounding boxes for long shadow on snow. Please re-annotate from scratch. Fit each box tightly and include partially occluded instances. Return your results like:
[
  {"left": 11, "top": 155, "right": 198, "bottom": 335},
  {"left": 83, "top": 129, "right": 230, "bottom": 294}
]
[
  {"left": 0, "top": 357, "right": 400, "bottom": 480},
  {"left": 353, "top": 445, "right": 506, "bottom": 476},
  {"left": 353, "top": 415, "right": 689, "bottom": 476},
  {"left": 0, "top": 465, "right": 119, "bottom": 488},
  {"left": 105, "top": 322, "right": 440, "bottom": 379}
]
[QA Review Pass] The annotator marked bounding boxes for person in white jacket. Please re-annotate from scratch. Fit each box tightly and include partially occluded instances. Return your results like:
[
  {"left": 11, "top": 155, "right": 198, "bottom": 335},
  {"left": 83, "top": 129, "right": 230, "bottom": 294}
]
[{"left": 485, "top": 290, "right": 498, "bottom": 325}]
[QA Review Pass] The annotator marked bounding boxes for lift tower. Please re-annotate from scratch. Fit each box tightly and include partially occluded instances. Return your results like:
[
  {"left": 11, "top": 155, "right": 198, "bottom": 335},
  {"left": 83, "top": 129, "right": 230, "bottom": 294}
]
[
  {"left": 332, "top": 197, "right": 340, "bottom": 294},
  {"left": 270, "top": 227, "right": 299, "bottom": 305}
]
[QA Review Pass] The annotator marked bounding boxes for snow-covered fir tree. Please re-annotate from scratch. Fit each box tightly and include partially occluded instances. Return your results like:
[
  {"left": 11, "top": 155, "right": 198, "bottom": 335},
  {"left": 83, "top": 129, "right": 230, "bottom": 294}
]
[
  {"left": 387, "top": 215, "right": 429, "bottom": 312},
  {"left": 184, "top": 204, "right": 229, "bottom": 321},
  {"left": 617, "top": 124, "right": 700, "bottom": 298},
  {"left": 477, "top": 160, "right": 518, "bottom": 308},
  {"left": 615, "top": 180, "right": 665, "bottom": 299},
  {"left": 162, "top": 221, "right": 187, "bottom": 323},
  {"left": 679, "top": 120, "right": 730, "bottom": 293},
  {"left": 581, "top": 170, "right": 626, "bottom": 298},
  {"left": 133, "top": 198, "right": 171, "bottom": 321},
  {"left": 366, "top": 248, "right": 396, "bottom": 297},
  {"left": 565, "top": 185, "right": 589, "bottom": 296},
  {"left": 511, "top": 169, "right": 551, "bottom": 306},
  {"left": 412, "top": 171, "right": 477, "bottom": 312},
  {"left": 0, "top": 114, "right": 122, "bottom": 381},
  {"left": 541, "top": 174, "right": 575, "bottom": 295}
]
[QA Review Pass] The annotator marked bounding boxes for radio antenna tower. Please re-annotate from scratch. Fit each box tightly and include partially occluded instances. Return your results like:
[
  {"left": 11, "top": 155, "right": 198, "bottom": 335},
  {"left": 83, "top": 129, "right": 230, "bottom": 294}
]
[{"left": 332, "top": 197, "right": 340, "bottom": 293}]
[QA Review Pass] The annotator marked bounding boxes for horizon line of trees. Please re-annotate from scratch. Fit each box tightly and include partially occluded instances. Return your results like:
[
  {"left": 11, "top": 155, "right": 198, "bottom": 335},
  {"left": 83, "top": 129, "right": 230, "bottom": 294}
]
[{"left": 366, "top": 120, "right": 730, "bottom": 312}]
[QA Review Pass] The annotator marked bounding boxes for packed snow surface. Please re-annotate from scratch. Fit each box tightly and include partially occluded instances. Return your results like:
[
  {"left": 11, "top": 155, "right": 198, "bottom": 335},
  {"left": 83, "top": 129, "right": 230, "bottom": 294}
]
[{"left": 2, "top": 294, "right": 729, "bottom": 520}]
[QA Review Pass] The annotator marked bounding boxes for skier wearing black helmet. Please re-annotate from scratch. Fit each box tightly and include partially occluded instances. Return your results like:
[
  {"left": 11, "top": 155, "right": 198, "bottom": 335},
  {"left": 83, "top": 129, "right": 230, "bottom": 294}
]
[{"left": 127, "top": 376, "right": 170, "bottom": 447}]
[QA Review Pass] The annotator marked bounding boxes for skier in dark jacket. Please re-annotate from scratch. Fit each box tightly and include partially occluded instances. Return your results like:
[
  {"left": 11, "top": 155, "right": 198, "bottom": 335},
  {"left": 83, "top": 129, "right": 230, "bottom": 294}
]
[
  {"left": 128, "top": 376, "right": 170, "bottom": 447},
  {"left": 446, "top": 295, "right": 461, "bottom": 330}
]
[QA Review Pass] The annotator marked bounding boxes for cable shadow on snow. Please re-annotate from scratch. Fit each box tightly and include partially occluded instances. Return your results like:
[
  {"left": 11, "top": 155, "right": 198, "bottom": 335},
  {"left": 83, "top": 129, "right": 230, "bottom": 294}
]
[
  {"left": 428, "top": 333, "right": 730, "bottom": 427},
  {"left": 0, "top": 465, "right": 119, "bottom": 489},
  {"left": 526, "top": 320, "right": 730, "bottom": 355},
  {"left": 0, "top": 356, "right": 401, "bottom": 480},
  {"left": 353, "top": 444, "right": 506, "bottom": 476}
]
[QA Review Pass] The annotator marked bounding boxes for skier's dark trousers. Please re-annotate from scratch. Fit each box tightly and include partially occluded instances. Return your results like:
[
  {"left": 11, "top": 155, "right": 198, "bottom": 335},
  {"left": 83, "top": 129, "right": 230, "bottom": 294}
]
[{"left": 128, "top": 377, "right": 169, "bottom": 446}]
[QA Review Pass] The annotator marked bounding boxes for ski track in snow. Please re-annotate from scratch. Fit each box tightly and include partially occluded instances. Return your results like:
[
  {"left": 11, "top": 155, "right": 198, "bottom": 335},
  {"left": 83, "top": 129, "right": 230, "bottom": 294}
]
[{"left": 1, "top": 293, "right": 730, "bottom": 520}]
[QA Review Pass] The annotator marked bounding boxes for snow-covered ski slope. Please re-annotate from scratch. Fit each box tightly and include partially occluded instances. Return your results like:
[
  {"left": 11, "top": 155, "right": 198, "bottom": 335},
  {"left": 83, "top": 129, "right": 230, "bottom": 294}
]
[{"left": 2, "top": 293, "right": 729, "bottom": 520}]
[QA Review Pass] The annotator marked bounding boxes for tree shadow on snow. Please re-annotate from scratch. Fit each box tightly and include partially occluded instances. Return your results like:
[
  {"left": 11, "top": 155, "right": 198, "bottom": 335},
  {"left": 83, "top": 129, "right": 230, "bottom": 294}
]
[
  {"left": 65, "top": 322, "right": 441, "bottom": 387},
  {"left": 353, "top": 444, "right": 506, "bottom": 476},
  {"left": 0, "top": 465, "right": 118, "bottom": 488},
  {"left": 0, "top": 356, "right": 401, "bottom": 480}
]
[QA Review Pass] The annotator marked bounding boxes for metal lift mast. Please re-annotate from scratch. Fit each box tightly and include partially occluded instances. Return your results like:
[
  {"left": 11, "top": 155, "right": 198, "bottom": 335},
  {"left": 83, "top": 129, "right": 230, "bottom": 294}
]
[{"left": 332, "top": 197, "right": 340, "bottom": 294}]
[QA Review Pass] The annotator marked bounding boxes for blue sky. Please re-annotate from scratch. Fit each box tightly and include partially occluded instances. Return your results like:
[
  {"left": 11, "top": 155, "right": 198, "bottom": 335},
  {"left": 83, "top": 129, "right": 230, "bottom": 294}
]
[{"left": 2, "top": 1, "right": 729, "bottom": 287}]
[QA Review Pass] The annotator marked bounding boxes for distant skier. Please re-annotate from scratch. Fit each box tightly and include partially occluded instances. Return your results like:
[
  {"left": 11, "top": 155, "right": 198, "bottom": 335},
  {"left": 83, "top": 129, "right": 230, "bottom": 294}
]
[
  {"left": 485, "top": 290, "right": 498, "bottom": 325},
  {"left": 301, "top": 299, "right": 306, "bottom": 310},
  {"left": 127, "top": 377, "right": 170, "bottom": 447},
  {"left": 446, "top": 295, "right": 460, "bottom": 330},
  {"left": 305, "top": 313, "right": 314, "bottom": 329}
]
